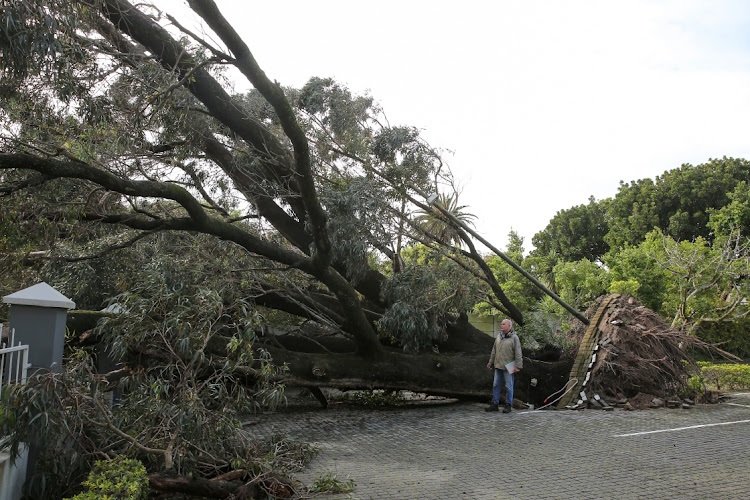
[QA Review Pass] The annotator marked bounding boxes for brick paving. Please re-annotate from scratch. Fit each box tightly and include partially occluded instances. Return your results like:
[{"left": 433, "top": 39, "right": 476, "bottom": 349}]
[{"left": 249, "top": 392, "right": 750, "bottom": 499}]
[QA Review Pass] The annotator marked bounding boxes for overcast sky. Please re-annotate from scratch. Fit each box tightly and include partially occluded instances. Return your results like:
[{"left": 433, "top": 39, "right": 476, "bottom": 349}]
[{"left": 168, "top": 0, "right": 750, "bottom": 254}]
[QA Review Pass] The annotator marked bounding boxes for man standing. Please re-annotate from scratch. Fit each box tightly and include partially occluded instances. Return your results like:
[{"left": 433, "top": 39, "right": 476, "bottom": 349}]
[{"left": 485, "top": 318, "right": 523, "bottom": 413}]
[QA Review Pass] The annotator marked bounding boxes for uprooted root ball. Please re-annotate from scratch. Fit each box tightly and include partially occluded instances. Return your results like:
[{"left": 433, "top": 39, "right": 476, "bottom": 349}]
[{"left": 567, "top": 295, "right": 735, "bottom": 402}]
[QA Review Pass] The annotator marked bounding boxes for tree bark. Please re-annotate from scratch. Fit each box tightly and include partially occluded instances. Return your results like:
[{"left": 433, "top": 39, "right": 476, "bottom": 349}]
[
  {"left": 148, "top": 469, "right": 298, "bottom": 499},
  {"left": 258, "top": 345, "right": 571, "bottom": 406},
  {"left": 148, "top": 473, "right": 245, "bottom": 498}
]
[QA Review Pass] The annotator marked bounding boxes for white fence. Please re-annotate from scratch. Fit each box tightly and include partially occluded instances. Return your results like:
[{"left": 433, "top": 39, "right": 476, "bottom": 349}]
[{"left": 0, "top": 325, "right": 30, "bottom": 500}]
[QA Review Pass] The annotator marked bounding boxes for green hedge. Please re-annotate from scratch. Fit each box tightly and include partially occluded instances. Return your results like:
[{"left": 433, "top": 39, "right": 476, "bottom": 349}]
[{"left": 696, "top": 362, "right": 750, "bottom": 391}]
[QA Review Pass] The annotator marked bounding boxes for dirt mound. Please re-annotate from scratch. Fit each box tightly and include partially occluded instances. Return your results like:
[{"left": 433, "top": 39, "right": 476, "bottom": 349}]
[{"left": 567, "top": 295, "right": 732, "bottom": 405}]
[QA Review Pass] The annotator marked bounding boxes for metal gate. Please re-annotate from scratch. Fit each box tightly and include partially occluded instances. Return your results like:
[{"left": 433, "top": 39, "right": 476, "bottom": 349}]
[{"left": 1, "top": 325, "right": 30, "bottom": 500}]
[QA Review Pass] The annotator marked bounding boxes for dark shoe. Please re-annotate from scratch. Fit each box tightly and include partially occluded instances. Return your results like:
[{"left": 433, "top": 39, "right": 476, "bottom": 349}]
[
  {"left": 485, "top": 404, "right": 499, "bottom": 412},
  {"left": 502, "top": 404, "right": 512, "bottom": 413}
]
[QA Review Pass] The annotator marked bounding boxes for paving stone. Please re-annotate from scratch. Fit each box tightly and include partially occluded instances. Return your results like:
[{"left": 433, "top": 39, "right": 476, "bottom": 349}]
[{"left": 248, "top": 392, "right": 750, "bottom": 499}]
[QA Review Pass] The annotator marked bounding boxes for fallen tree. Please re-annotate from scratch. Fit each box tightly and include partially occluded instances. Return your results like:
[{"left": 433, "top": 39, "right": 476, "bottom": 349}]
[
  {"left": 1, "top": 0, "right": 523, "bottom": 359},
  {"left": 2, "top": 273, "right": 570, "bottom": 500},
  {"left": 0, "top": 1, "right": 564, "bottom": 497}
]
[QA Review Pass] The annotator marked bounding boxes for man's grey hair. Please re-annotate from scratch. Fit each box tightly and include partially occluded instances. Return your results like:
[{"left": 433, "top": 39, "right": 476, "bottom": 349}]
[{"left": 503, "top": 318, "right": 513, "bottom": 329}]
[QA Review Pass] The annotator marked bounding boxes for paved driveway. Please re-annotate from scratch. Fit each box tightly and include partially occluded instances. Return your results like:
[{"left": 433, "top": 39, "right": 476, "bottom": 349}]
[{"left": 252, "top": 393, "right": 750, "bottom": 499}]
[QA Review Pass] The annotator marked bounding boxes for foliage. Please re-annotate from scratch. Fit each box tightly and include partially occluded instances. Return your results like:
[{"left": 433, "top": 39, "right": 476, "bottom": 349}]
[
  {"left": 64, "top": 457, "right": 148, "bottom": 500},
  {"left": 515, "top": 311, "right": 573, "bottom": 354},
  {"left": 531, "top": 196, "right": 609, "bottom": 263},
  {"left": 0, "top": 172, "right": 111, "bottom": 316},
  {"left": 707, "top": 181, "right": 750, "bottom": 237},
  {"left": 529, "top": 158, "right": 750, "bottom": 287},
  {"left": 694, "top": 362, "right": 750, "bottom": 391},
  {"left": 377, "top": 266, "right": 449, "bottom": 353},
  {"left": 414, "top": 192, "right": 477, "bottom": 246},
  {"left": 342, "top": 389, "right": 405, "bottom": 406},
  {"left": 608, "top": 279, "right": 641, "bottom": 298},
  {"left": 474, "top": 231, "right": 539, "bottom": 317},
  {"left": 552, "top": 258, "right": 610, "bottom": 312},
  {"left": 605, "top": 157, "right": 750, "bottom": 251},
  {"left": 0, "top": 360, "right": 104, "bottom": 498},
  {"left": 683, "top": 375, "right": 705, "bottom": 399},
  {"left": 297, "top": 76, "right": 452, "bottom": 251},
  {"left": 257, "top": 433, "right": 319, "bottom": 476},
  {"left": 321, "top": 177, "right": 390, "bottom": 284},
  {"left": 695, "top": 318, "right": 750, "bottom": 358},
  {"left": 0, "top": 1, "right": 89, "bottom": 83},
  {"left": 656, "top": 235, "right": 719, "bottom": 328},
  {"left": 381, "top": 245, "right": 482, "bottom": 352},
  {"left": 603, "top": 231, "right": 671, "bottom": 314},
  {"left": 602, "top": 228, "right": 750, "bottom": 334},
  {"left": 0, "top": 266, "right": 287, "bottom": 498},
  {"left": 657, "top": 230, "right": 750, "bottom": 332},
  {"left": 95, "top": 265, "right": 287, "bottom": 466},
  {"left": 309, "top": 472, "right": 356, "bottom": 494}
]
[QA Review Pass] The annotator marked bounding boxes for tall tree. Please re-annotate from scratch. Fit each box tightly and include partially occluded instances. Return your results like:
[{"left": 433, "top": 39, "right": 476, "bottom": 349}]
[
  {"left": 531, "top": 196, "right": 610, "bottom": 264},
  {"left": 605, "top": 157, "right": 750, "bottom": 251}
]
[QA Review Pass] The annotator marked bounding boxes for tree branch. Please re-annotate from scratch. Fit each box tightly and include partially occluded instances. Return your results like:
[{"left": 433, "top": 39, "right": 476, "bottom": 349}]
[
  {"left": 184, "top": 0, "right": 332, "bottom": 270},
  {"left": 0, "top": 173, "right": 53, "bottom": 194}
]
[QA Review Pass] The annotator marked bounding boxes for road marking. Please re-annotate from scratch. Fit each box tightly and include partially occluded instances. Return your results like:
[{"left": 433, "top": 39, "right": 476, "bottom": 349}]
[{"left": 614, "top": 419, "right": 750, "bottom": 437}]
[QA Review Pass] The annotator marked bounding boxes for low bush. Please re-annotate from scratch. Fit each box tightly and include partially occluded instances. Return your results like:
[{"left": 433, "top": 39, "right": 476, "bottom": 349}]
[
  {"left": 65, "top": 457, "right": 148, "bottom": 500},
  {"left": 695, "top": 362, "right": 750, "bottom": 391}
]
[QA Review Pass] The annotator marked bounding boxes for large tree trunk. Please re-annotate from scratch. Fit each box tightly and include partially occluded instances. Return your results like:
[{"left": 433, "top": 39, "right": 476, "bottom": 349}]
[
  {"left": 195, "top": 314, "right": 572, "bottom": 406},
  {"left": 264, "top": 346, "right": 571, "bottom": 406},
  {"left": 254, "top": 320, "right": 571, "bottom": 406}
]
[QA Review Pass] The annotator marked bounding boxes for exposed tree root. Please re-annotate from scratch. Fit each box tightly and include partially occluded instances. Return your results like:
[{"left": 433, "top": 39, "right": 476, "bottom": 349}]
[{"left": 567, "top": 295, "right": 738, "bottom": 405}]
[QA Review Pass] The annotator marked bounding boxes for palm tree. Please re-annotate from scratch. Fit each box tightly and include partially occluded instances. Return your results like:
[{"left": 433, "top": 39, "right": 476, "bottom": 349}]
[{"left": 415, "top": 192, "right": 477, "bottom": 246}]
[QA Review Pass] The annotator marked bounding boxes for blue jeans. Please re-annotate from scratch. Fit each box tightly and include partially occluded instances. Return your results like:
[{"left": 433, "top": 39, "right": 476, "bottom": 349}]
[{"left": 492, "top": 368, "right": 514, "bottom": 405}]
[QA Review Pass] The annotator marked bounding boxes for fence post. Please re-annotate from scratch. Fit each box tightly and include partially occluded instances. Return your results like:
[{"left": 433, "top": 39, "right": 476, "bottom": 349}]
[{"left": 2, "top": 282, "right": 75, "bottom": 494}]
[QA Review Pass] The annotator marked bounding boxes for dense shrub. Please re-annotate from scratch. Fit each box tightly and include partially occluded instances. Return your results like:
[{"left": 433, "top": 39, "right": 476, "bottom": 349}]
[
  {"left": 696, "top": 362, "right": 750, "bottom": 391},
  {"left": 696, "top": 319, "right": 750, "bottom": 358}
]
